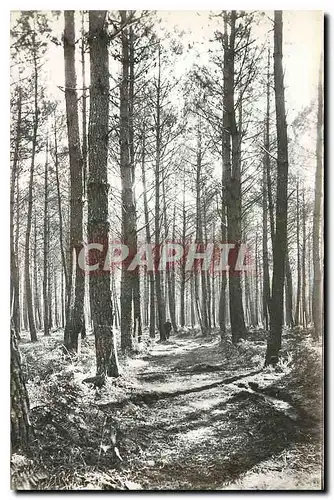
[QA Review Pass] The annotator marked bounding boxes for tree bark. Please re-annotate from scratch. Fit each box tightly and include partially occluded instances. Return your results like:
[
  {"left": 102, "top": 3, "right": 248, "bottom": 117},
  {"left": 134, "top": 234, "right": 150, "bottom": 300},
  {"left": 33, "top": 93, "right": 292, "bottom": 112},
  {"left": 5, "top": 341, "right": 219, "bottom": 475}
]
[
  {"left": 128, "top": 21, "right": 143, "bottom": 345},
  {"left": 48, "top": 230, "right": 53, "bottom": 331},
  {"left": 119, "top": 10, "right": 137, "bottom": 350},
  {"left": 154, "top": 44, "right": 166, "bottom": 341},
  {"left": 11, "top": 326, "right": 31, "bottom": 452},
  {"left": 254, "top": 229, "right": 259, "bottom": 326},
  {"left": 265, "top": 11, "right": 289, "bottom": 365},
  {"left": 312, "top": 54, "right": 323, "bottom": 340},
  {"left": 54, "top": 117, "right": 69, "bottom": 295},
  {"left": 211, "top": 222, "right": 216, "bottom": 328},
  {"left": 43, "top": 139, "right": 50, "bottom": 336},
  {"left": 111, "top": 271, "right": 120, "bottom": 330},
  {"left": 196, "top": 124, "right": 209, "bottom": 336},
  {"left": 285, "top": 249, "right": 294, "bottom": 328},
  {"left": 33, "top": 213, "right": 41, "bottom": 330},
  {"left": 190, "top": 276, "right": 195, "bottom": 328},
  {"left": 140, "top": 128, "right": 155, "bottom": 338},
  {"left": 265, "top": 49, "right": 275, "bottom": 250},
  {"left": 225, "top": 11, "right": 246, "bottom": 343},
  {"left": 262, "top": 52, "right": 272, "bottom": 328},
  {"left": 301, "top": 189, "right": 308, "bottom": 327},
  {"left": 10, "top": 87, "right": 22, "bottom": 339},
  {"left": 54, "top": 270, "right": 58, "bottom": 329},
  {"left": 162, "top": 178, "right": 177, "bottom": 333},
  {"left": 180, "top": 167, "right": 187, "bottom": 328},
  {"left": 219, "top": 25, "right": 229, "bottom": 337},
  {"left": 81, "top": 11, "right": 89, "bottom": 341},
  {"left": 61, "top": 268, "right": 65, "bottom": 328},
  {"left": 14, "top": 175, "right": 21, "bottom": 338},
  {"left": 88, "top": 10, "right": 120, "bottom": 383},
  {"left": 203, "top": 194, "right": 212, "bottom": 330},
  {"left": 294, "top": 181, "right": 301, "bottom": 326},
  {"left": 24, "top": 44, "right": 38, "bottom": 342},
  {"left": 81, "top": 11, "right": 88, "bottom": 195},
  {"left": 63, "top": 10, "right": 85, "bottom": 351},
  {"left": 262, "top": 132, "right": 271, "bottom": 330}
]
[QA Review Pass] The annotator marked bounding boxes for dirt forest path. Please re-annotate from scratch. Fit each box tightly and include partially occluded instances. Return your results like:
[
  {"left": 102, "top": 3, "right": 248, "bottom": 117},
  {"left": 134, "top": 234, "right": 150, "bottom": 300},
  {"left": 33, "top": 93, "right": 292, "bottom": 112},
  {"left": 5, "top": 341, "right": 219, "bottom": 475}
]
[
  {"left": 95, "top": 332, "right": 322, "bottom": 490},
  {"left": 20, "top": 329, "right": 322, "bottom": 490}
]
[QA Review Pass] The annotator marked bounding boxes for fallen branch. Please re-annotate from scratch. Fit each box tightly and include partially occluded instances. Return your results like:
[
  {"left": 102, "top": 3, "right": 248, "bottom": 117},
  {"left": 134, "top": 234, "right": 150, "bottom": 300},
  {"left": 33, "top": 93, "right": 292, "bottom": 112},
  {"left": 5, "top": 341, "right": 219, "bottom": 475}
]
[
  {"left": 231, "top": 388, "right": 301, "bottom": 423},
  {"left": 97, "top": 369, "right": 263, "bottom": 409},
  {"left": 138, "top": 362, "right": 232, "bottom": 380}
]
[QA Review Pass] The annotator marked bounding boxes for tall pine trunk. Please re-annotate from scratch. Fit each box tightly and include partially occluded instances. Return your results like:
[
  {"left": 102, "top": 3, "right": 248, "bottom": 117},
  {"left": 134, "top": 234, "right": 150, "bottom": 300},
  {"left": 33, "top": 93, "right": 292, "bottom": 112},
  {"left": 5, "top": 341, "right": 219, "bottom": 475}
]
[
  {"left": 81, "top": 11, "right": 88, "bottom": 194},
  {"left": 81, "top": 11, "right": 89, "bottom": 340},
  {"left": 225, "top": 11, "right": 246, "bottom": 343},
  {"left": 88, "top": 11, "right": 119, "bottom": 383},
  {"left": 119, "top": 11, "right": 137, "bottom": 350},
  {"left": 265, "top": 49, "right": 275, "bottom": 250},
  {"left": 265, "top": 11, "right": 289, "bottom": 365},
  {"left": 33, "top": 213, "right": 41, "bottom": 330},
  {"left": 301, "top": 189, "right": 308, "bottom": 327},
  {"left": 211, "top": 221, "right": 217, "bottom": 328},
  {"left": 154, "top": 44, "right": 166, "bottom": 341},
  {"left": 54, "top": 118, "right": 69, "bottom": 294},
  {"left": 24, "top": 43, "right": 38, "bottom": 342},
  {"left": 162, "top": 178, "right": 177, "bottom": 333},
  {"left": 43, "top": 140, "right": 50, "bottom": 336},
  {"left": 312, "top": 54, "right": 323, "bottom": 340},
  {"left": 10, "top": 87, "right": 22, "bottom": 339},
  {"left": 64, "top": 11, "right": 85, "bottom": 351},
  {"left": 285, "top": 250, "right": 294, "bottom": 328},
  {"left": 254, "top": 230, "right": 259, "bottom": 326},
  {"left": 219, "top": 64, "right": 228, "bottom": 336},
  {"left": 262, "top": 53, "right": 271, "bottom": 329},
  {"left": 180, "top": 167, "right": 187, "bottom": 328},
  {"left": 140, "top": 129, "right": 155, "bottom": 338},
  {"left": 294, "top": 181, "right": 301, "bottom": 326},
  {"left": 15, "top": 175, "right": 21, "bottom": 338},
  {"left": 128, "top": 23, "right": 143, "bottom": 344},
  {"left": 196, "top": 124, "right": 209, "bottom": 336}
]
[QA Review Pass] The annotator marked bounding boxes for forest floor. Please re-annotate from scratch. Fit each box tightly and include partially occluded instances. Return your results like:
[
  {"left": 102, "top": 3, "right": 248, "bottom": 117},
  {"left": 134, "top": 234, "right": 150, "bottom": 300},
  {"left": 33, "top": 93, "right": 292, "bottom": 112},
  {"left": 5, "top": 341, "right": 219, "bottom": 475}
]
[{"left": 12, "top": 326, "right": 323, "bottom": 491}]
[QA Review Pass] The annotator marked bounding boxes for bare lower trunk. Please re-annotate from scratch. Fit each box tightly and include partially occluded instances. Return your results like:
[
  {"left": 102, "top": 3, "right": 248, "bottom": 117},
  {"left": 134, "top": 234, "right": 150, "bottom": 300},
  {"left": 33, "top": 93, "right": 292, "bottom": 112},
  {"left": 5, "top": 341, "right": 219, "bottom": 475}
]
[
  {"left": 154, "top": 45, "right": 166, "bottom": 341},
  {"left": 54, "top": 271, "right": 58, "bottom": 329},
  {"left": 196, "top": 124, "right": 209, "bottom": 336},
  {"left": 312, "top": 55, "right": 323, "bottom": 340},
  {"left": 301, "top": 189, "right": 308, "bottom": 327},
  {"left": 180, "top": 169, "right": 186, "bottom": 328},
  {"left": 54, "top": 118, "right": 69, "bottom": 293},
  {"left": 14, "top": 175, "right": 21, "bottom": 338},
  {"left": 43, "top": 140, "right": 50, "bottom": 336},
  {"left": 285, "top": 250, "right": 294, "bottom": 328},
  {"left": 64, "top": 10, "right": 85, "bottom": 351},
  {"left": 10, "top": 87, "right": 22, "bottom": 339},
  {"left": 262, "top": 132, "right": 270, "bottom": 330},
  {"left": 294, "top": 181, "right": 301, "bottom": 326},
  {"left": 224, "top": 12, "right": 246, "bottom": 343},
  {"left": 88, "top": 11, "right": 119, "bottom": 383},
  {"left": 11, "top": 327, "right": 31, "bottom": 452},
  {"left": 140, "top": 130, "right": 155, "bottom": 338},
  {"left": 265, "top": 11, "right": 289, "bottom": 365},
  {"left": 162, "top": 179, "right": 177, "bottom": 333},
  {"left": 190, "top": 277, "right": 195, "bottom": 328},
  {"left": 24, "top": 47, "right": 38, "bottom": 342},
  {"left": 219, "top": 132, "right": 227, "bottom": 336},
  {"left": 128, "top": 21, "right": 142, "bottom": 344},
  {"left": 265, "top": 49, "right": 275, "bottom": 250},
  {"left": 119, "top": 11, "right": 137, "bottom": 350}
]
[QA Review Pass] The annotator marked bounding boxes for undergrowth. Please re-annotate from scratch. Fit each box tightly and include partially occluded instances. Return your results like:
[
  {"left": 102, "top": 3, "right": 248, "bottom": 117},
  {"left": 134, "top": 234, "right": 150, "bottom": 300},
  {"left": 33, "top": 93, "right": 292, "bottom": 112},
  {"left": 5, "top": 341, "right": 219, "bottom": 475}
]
[{"left": 12, "top": 327, "right": 323, "bottom": 490}]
